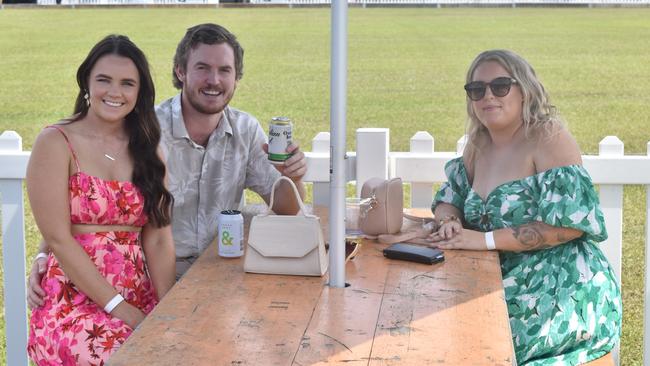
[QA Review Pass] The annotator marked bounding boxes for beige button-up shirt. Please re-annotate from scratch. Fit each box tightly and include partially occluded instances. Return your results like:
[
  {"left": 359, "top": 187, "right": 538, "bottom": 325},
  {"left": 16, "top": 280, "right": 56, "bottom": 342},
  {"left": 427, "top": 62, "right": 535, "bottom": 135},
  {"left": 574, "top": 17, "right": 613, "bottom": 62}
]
[{"left": 156, "top": 95, "right": 280, "bottom": 258}]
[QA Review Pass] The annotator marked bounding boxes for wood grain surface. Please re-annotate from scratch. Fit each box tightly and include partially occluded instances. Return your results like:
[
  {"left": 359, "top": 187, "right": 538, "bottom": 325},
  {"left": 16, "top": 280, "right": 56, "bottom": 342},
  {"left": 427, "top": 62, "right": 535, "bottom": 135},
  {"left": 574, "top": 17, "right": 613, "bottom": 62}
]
[{"left": 109, "top": 207, "right": 514, "bottom": 365}]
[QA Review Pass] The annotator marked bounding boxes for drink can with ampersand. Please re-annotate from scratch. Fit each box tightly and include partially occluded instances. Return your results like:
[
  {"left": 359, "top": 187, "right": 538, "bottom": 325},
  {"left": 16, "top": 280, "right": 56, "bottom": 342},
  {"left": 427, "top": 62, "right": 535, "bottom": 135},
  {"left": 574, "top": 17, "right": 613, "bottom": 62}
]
[{"left": 218, "top": 210, "right": 244, "bottom": 258}]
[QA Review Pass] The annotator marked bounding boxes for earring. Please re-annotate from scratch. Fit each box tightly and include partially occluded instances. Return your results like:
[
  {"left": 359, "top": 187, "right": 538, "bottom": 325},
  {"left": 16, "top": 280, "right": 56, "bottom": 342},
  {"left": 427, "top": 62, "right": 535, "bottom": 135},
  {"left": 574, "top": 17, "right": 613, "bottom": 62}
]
[{"left": 84, "top": 92, "right": 90, "bottom": 107}]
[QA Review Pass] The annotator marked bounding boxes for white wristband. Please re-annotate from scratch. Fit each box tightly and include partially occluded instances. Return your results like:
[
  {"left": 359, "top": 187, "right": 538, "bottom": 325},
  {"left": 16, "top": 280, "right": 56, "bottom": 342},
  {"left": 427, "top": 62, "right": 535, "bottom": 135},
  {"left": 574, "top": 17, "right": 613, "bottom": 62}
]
[
  {"left": 34, "top": 252, "right": 48, "bottom": 262},
  {"left": 103, "top": 294, "right": 125, "bottom": 314},
  {"left": 485, "top": 231, "right": 496, "bottom": 250}
]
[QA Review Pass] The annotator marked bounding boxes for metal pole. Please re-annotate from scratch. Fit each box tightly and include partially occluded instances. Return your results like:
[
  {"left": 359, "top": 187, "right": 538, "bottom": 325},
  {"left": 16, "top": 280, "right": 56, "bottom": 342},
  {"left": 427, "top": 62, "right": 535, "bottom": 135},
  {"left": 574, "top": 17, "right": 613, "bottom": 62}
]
[{"left": 328, "top": 0, "right": 347, "bottom": 288}]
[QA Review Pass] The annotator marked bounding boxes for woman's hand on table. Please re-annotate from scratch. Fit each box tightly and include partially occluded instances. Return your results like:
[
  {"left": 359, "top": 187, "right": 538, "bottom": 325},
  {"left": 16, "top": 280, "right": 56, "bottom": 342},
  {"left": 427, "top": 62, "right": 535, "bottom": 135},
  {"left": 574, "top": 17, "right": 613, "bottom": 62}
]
[
  {"left": 435, "top": 217, "right": 463, "bottom": 240},
  {"left": 428, "top": 228, "right": 487, "bottom": 251}
]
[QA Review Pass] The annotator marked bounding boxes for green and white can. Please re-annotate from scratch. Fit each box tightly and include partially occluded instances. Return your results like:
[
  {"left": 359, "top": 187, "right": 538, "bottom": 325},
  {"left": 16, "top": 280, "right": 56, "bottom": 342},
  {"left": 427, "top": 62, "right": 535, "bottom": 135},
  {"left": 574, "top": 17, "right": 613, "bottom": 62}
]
[
  {"left": 268, "top": 116, "right": 293, "bottom": 164},
  {"left": 218, "top": 210, "right": 243, "bottom": 258}
]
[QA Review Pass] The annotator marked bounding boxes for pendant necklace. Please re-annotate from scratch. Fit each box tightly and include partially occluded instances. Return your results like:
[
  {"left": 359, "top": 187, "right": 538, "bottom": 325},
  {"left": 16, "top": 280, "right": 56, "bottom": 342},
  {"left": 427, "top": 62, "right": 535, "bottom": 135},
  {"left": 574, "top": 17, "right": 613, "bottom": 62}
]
[
  {"left": 103, "top": 146, "right": 119, "bottom": 161},
  {"left": 102, "top": 141, "right": 123, "bottom": 162}
]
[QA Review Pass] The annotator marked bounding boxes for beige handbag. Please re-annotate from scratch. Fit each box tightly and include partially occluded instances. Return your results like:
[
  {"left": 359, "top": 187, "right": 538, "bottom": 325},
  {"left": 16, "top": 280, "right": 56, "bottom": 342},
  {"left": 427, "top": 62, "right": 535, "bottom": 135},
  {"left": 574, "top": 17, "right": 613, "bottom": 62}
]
[
  {"left": 244, "top": 176, "right": 328, "bottom": 276},
  {"left": 359, "top": 177, "right": 404, "bottom": 236}
]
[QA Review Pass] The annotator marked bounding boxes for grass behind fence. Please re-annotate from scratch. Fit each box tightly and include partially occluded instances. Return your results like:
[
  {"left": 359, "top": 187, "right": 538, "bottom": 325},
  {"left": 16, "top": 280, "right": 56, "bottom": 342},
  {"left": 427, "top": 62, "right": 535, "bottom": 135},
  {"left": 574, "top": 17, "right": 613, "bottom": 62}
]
[{"left": 0, "top": 7, "right": 648, "bottom": 365}]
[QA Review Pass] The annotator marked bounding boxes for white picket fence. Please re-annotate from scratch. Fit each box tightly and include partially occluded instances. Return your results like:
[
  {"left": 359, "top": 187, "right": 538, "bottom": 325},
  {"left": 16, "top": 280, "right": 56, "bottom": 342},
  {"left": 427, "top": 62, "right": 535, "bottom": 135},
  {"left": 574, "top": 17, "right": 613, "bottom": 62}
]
[{"left": 1, "top": 128, "right": 649, "bottom": 365}]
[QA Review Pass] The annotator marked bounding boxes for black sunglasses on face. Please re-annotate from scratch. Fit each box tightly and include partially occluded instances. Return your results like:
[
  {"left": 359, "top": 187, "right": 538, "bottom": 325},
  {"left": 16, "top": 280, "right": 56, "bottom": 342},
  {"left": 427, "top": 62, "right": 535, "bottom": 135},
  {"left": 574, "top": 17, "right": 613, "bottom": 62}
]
[{"left": 464, "top": 77, "right": 518, "bottom": 101}]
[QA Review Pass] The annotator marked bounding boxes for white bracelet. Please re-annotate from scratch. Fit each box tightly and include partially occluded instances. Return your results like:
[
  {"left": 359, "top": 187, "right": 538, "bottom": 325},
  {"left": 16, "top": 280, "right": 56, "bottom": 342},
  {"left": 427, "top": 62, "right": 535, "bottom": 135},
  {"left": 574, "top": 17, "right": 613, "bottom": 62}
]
[
  {"left": 485, "top": 231, "right": 496, "bottom": 250},
  {"left": 34, "top": 252, "right": 48, "bottom": 262},
  {"left": 103, "top": 294, "right": 125, "bottom": 314}
]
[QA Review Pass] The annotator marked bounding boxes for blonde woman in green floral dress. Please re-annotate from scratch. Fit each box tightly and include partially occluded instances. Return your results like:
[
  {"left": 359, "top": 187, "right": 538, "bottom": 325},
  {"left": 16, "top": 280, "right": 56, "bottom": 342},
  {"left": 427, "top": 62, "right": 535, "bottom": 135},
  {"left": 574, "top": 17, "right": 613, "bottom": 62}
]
[{"left": 430, "top": 50, "right": 621, "bottom": 365}]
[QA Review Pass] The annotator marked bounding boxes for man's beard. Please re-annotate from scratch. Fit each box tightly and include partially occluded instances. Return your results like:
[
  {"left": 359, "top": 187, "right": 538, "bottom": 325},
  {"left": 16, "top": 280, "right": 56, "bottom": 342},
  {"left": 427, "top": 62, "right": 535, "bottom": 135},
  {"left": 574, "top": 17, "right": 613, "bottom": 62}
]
[{"left": 187, "top": 89, "right": 234, "bottom": 115}]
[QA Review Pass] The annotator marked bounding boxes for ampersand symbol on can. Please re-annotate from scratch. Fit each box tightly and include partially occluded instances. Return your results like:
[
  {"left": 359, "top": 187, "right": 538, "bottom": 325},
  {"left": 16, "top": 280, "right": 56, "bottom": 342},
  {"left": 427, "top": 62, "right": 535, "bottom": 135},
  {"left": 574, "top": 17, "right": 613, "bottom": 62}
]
[{"left": 222, "top": 231, "right": 233, "bottom": 246}]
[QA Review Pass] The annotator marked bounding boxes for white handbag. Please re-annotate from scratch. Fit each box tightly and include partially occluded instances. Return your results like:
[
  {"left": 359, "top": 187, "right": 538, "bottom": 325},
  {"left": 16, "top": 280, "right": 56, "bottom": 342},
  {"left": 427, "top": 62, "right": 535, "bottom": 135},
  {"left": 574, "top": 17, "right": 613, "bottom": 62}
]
[{"left": 244, "top": 176, "right": 328, "bottom": 276}]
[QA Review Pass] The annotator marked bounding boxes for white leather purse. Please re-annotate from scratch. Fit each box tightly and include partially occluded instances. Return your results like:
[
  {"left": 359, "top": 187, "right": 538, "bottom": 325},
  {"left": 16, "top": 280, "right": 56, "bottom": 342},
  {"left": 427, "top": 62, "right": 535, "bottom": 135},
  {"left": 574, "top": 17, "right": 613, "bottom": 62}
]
[{"left": 244, "top": 176, "right": 328, "bottom": 276}]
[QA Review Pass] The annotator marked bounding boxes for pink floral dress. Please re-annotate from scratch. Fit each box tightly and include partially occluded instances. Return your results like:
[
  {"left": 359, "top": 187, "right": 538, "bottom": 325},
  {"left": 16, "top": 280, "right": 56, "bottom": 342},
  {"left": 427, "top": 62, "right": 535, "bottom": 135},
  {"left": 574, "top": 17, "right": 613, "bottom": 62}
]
[{"left": 28, "top": 126, "right": 158, "bottom": 366}]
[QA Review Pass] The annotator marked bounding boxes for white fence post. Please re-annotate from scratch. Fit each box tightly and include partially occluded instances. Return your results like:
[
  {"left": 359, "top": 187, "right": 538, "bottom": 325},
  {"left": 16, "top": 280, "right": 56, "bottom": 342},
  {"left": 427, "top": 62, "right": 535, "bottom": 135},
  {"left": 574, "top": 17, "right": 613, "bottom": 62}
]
[
  {"left": 598, "top": 136, "right": 624, "bottom": 283},
  {"left": 409, "top": 131, "right": 434, "bottom": 208},
  {"left": 311, "top": 132, "right": 330, "bottom": 206},
  {"left": 643, "top": 142, "right": 650, "bottom": 365},
  {"left": 355, "top": 128, "right": 389, "bottom": 197},
  {"left": 598, "top": 136, "right": 624, "bottom": 366},
  {"left": 0, "top": 131, "right": 29, "bottom": 366}
]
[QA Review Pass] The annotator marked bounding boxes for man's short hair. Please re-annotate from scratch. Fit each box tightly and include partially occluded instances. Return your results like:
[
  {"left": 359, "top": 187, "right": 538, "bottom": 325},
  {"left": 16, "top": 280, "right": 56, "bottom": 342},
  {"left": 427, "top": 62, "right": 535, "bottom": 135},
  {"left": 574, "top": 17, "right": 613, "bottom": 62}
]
[{"left": 172, "top": 23, "right": 244, "bottom": 89}]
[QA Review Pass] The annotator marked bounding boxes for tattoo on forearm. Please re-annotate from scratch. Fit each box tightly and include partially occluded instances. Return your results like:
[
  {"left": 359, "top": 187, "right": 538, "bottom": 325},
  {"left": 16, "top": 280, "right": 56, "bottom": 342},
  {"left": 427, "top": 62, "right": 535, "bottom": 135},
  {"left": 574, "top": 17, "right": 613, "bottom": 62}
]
[{"left": 512, "top": 222, "right": 551, "bottom": 250}]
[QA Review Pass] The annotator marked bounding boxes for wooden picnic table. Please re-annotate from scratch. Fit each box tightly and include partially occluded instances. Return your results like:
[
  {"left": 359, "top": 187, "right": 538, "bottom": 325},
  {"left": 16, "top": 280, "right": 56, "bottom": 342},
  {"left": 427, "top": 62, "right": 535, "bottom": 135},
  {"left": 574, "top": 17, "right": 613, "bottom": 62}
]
[{"left": 109, "top": 208, "right": 515, "bottom": 365}]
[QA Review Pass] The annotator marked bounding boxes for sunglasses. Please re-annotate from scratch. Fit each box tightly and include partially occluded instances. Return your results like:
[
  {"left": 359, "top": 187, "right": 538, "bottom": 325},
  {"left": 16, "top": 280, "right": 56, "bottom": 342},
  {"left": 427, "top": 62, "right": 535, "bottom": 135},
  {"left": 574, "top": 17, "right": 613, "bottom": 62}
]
[{"left": 464, "top": 77, "right": 518, "bottom": 101}]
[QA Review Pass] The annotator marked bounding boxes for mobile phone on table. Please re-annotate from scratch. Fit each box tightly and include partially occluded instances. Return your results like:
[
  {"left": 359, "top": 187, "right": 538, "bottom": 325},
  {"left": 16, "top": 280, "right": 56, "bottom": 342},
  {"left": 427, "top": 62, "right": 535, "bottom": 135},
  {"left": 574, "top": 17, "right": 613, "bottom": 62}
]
[{"left": 383, "top": 243, "right": 444, "bottom": 265}]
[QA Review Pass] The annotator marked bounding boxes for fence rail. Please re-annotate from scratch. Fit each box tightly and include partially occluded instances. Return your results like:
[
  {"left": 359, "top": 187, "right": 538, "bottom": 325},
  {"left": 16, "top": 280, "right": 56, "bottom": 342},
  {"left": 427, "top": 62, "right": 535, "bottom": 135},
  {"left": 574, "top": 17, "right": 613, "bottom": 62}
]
[{"left": 1, "top": 129, "right": 649, "bottom": 365}]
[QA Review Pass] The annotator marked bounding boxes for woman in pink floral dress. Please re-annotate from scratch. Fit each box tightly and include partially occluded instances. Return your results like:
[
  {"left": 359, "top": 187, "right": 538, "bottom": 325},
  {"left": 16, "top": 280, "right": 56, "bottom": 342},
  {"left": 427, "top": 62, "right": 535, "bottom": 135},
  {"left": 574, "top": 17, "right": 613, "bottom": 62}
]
[{"left": 26, "top": 35, "right": 175, "bottom": 365}]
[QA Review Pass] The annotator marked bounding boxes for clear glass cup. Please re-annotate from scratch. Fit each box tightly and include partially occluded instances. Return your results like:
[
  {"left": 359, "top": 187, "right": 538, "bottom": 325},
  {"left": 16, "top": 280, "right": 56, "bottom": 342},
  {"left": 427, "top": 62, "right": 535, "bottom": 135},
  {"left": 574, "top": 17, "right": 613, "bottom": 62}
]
[{"left": 345, "top": 198, "right": 364, "bottom": 239}]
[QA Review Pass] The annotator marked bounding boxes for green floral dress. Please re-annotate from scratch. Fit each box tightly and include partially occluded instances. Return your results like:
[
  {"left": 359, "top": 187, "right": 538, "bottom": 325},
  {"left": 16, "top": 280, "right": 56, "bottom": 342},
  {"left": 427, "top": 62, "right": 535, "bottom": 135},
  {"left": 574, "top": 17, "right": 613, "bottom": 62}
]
[{"left": 432, "top": 158, "right": 621, "bottom": 366}]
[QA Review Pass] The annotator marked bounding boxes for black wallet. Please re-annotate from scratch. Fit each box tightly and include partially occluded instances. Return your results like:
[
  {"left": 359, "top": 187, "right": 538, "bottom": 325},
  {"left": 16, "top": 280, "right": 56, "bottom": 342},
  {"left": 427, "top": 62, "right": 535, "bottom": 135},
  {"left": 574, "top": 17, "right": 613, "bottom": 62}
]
[{"left": 383, "top": 243, "right": 444, "bottom": 265}]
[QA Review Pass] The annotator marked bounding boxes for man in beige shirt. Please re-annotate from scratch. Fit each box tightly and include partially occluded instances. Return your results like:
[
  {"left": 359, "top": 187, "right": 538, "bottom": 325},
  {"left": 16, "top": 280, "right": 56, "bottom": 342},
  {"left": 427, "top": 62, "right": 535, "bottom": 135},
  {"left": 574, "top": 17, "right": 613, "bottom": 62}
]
[
  {"left": 157, "top": 23, "right": 307, "bottom": 277},
  {"left": 27, "top": 23, "right": 308, "bottom": 306}
]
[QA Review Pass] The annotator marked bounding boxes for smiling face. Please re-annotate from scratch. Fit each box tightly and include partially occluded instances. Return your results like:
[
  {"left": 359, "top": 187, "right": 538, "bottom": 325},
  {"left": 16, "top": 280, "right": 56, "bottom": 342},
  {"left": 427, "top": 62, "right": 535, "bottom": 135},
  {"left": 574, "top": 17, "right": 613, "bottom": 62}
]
[
  {"left": 470, "top": 61, "right": 524, "bottom": 134},
  {"left": 86, "top": 54, "right": 140, "bottom": 123},
  {"left": 175, "top": 42, "right": 237, "bottom": 116}
]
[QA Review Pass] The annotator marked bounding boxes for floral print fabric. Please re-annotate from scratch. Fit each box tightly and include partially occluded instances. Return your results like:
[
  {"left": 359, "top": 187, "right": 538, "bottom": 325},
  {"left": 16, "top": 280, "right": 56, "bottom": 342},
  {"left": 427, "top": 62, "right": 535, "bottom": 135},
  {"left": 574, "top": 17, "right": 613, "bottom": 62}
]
[
  {"left": 69, "top": 173, "right": 148, "bottom": 227},
  {"left": 28, "top": 170, "right": 156, "bottom": 365},
  {"left": 433, "top": 157, "right": 621, "bottom": 365}
]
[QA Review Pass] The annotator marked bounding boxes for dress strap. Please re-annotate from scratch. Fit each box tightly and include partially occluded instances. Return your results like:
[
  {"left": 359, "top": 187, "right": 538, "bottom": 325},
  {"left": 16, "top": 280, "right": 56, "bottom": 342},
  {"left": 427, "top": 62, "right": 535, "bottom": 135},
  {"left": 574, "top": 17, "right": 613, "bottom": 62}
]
[{"left": 46, "top": 125, "right": 81, "bottom": 173}]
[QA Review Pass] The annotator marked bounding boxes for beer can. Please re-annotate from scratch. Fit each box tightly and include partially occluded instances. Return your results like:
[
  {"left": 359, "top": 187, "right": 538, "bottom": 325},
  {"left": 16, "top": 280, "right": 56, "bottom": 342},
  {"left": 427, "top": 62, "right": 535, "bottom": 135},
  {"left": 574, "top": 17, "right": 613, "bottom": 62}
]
[
  {"left": 268, "top": 116, "right": 293, "bottom": 164},
  {"left": 218, "top": 210, "right": 244, "bottom": 258}
]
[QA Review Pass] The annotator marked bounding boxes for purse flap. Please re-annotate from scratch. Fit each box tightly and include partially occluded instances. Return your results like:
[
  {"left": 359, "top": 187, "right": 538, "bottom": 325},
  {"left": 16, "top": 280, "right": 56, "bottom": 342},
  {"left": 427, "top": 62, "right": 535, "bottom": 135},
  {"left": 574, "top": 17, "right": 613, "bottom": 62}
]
[
  {"left": 360, "top": 177, "right": 384, "bottom": 199},
  {"left": 248, "top": 215, "right": 322, "bottom": 258}
]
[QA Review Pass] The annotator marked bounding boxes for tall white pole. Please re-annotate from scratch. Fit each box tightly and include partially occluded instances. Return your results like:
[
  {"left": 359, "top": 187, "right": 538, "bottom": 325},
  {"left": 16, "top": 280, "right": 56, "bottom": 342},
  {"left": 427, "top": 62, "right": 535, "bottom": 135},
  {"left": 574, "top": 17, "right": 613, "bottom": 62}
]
[{"left": 329, "top": 0, "right": 347, "bottom": 288}]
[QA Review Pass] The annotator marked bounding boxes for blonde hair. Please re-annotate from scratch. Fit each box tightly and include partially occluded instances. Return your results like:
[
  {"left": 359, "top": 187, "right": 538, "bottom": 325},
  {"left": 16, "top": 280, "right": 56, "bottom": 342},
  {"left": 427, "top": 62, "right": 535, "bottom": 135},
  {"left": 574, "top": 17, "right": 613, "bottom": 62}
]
[{"left": 464, "top": 49, "right": 563, "bottom": 166}]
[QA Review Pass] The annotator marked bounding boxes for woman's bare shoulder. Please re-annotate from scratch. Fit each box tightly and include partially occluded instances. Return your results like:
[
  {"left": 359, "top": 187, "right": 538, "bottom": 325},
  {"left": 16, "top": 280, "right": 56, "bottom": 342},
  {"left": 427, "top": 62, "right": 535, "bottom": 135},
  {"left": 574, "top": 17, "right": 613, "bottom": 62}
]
[
  {"left": 533, "top": 126, "right": 582, "bottom": 172},
  {"left": 32, "top": 122, "right": 74, "bottom": 156}
]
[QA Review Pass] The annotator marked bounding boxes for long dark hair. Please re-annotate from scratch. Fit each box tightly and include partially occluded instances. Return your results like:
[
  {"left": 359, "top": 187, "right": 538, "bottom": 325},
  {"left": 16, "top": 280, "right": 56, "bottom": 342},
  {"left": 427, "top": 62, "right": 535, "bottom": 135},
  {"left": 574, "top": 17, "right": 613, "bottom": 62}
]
[{"left": 71, "top": 34, "right": 173, "bottom": 227}]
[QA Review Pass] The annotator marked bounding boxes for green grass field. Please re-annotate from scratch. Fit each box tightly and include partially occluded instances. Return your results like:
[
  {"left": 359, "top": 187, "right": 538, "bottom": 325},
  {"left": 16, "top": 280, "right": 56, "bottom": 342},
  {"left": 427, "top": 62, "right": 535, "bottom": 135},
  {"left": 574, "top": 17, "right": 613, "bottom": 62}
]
[{"left": 0, "top": 7, "right": 648, "bottom": 365}]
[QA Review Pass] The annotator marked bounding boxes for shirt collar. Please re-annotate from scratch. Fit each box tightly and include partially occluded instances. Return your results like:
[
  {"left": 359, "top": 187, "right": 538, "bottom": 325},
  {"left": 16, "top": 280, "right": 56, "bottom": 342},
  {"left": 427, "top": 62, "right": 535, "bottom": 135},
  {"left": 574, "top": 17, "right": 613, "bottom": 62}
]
[
  {"left": 170, "top": 94, "right": 189, "bottom": 140},
  {"left": 220, "top": 107, "right": 234, "bottom": 137},
  {"left": 170, "top": 94, "right": 234, "bottom": 142}
]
